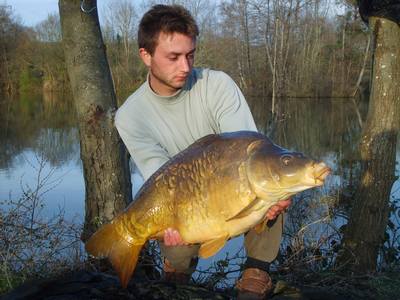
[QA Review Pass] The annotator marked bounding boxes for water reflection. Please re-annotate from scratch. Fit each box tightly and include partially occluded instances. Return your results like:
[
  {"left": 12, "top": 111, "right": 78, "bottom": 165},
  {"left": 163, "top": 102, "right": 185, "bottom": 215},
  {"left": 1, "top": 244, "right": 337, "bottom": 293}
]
[
  {"left": 0, "top": 92, "right": 79, "bottom": 170},
  {"left": 0, "top": 93, "right": 83, "bottom": 219},
  {"left": 251, "top": 97, "right": 365, "bottom": 156}
]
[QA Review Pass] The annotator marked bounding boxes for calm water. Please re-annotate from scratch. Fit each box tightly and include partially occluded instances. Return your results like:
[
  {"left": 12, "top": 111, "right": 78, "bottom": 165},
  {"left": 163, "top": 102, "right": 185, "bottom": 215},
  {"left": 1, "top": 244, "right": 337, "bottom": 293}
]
[{"left": 1, "top": 92, "right": 399, "bottom": 281}]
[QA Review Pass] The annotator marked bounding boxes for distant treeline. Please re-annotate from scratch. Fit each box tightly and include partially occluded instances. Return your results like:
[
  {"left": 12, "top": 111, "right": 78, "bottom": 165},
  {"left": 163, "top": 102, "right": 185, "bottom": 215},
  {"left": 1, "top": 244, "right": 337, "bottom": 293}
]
[{"left": 0, "top": 0, "right": 369, "bottom": 103}]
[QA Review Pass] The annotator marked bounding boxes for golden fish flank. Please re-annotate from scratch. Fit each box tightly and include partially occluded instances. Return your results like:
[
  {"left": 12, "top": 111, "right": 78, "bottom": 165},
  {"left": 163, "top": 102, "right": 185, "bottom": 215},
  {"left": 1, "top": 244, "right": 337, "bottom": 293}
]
[{"left": 85, "top": 131, "right": 330, "bottom": 288}]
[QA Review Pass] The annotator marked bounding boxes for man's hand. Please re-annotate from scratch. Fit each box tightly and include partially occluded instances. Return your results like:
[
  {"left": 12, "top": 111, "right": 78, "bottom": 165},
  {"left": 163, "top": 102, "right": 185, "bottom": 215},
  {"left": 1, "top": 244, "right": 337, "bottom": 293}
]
[
  {"left": 164, "top": 228, "right": 188, "bottom": 246},
  {"left": 265, "top": 198, "right": 292, "bottom": 220}
]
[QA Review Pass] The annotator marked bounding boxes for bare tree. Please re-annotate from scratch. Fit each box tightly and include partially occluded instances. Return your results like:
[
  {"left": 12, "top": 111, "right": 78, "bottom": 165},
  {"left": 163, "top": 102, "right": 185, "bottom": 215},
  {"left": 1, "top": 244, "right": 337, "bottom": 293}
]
[
  {"left": 250, "top": 0, "right": 298, "bottom": 135},
  {"left": 104, "top": 0, "right": 137, "bottom": 67},
  {"left": 101, "top": 0, "right": 138, "bottom": 99},
  {"left": 35, "top": 13, "right": 61, "bottom": 42}
]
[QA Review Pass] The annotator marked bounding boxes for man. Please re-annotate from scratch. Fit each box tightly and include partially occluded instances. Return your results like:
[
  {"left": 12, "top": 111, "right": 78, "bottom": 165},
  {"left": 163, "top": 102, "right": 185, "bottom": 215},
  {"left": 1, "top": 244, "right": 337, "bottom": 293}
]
[{"left": 115, "top": 4, "right": 290, "bottom": 299}]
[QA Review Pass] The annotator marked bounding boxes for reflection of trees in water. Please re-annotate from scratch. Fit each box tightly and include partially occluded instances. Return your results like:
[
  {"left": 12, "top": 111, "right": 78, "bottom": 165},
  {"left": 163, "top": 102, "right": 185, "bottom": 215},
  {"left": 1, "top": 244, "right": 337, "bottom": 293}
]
[
  {"left": 251, "top": 97, "right": 364, "bottom": 157},
  {"left": 0, "top": 93, "right": 78, "bottom": 170},
  {"left": 34, "top": 128, "right": 80, "bottom": 167}
]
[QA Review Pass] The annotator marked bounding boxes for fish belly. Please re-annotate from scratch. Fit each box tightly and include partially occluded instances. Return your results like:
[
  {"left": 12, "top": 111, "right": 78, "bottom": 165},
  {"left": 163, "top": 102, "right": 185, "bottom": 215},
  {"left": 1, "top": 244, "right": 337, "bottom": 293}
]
[
  {"left": 226, "top": 207, "right": 269, "bottom": 236},
  {"left": 177, "top": 204, "right": 270, "bottom": 244}
]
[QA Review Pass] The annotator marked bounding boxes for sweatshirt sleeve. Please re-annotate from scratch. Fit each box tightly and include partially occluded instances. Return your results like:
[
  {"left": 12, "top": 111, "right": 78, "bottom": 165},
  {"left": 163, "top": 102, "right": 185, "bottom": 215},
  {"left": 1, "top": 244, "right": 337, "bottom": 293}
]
[
  {"left": 207, "top": 70, "right": 258, "bottom": 133},
  {"left": 115, "top": 109, "right": 170, "bottom": 180}
]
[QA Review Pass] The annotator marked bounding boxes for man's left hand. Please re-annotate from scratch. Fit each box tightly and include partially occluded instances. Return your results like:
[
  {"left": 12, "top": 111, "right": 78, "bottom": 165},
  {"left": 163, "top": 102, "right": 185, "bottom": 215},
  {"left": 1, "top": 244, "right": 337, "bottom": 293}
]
[
  {"left": 163, "top": 228, "right": 188, "bottom": 246},
  {"left": 265, "top": 198, "right": 292, "bottom": 220}
]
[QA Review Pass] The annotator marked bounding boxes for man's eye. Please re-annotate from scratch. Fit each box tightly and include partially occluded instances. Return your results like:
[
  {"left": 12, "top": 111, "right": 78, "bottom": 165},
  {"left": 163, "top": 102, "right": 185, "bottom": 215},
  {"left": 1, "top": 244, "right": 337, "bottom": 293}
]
[{"left": 169, "top": 57, "right": 178, "bottom": 61}]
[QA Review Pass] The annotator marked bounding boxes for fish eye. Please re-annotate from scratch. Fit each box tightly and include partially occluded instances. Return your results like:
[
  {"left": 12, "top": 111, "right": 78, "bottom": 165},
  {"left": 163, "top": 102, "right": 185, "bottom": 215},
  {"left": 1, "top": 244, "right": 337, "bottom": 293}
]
[{"left": 281, "top": 154, "right": 293, "bottom": 166}]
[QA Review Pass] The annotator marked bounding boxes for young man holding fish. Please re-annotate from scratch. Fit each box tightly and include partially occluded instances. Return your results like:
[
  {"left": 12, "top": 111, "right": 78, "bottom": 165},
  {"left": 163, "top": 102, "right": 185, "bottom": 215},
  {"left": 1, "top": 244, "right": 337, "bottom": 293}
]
[{"left": 115, "top": 4, "right": 291, "bottom": 299}]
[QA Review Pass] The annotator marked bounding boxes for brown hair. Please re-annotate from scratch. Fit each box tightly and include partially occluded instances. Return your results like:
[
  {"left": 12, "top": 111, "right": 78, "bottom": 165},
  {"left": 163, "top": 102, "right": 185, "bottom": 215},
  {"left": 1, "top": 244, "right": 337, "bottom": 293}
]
[{"left": 138, "top": 4, "right": 199, "bottom": 55}]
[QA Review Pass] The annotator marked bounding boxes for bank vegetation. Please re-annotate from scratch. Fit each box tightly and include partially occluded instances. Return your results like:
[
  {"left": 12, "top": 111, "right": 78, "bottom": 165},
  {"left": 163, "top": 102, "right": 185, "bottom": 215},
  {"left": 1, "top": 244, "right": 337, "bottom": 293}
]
[{"left": 0, "top": 0, "right": 370, "bottom": 104}]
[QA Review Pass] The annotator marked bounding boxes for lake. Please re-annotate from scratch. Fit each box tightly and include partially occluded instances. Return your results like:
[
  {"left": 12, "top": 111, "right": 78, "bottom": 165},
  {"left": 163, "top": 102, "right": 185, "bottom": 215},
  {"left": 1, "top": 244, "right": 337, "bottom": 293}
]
[{"left": 1, "top": 92, "right": 399, "bottom": 284}]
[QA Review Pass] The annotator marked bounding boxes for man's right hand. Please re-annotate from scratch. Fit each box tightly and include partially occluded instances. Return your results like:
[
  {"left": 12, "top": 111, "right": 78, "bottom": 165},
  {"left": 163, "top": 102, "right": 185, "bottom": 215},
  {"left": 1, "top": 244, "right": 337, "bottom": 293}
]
[
  {"left": 164, "top": 228, "right": 188, "bottom": 246},
  {"left": 265, "top": 198, "right": 291, "bottom": 220}
]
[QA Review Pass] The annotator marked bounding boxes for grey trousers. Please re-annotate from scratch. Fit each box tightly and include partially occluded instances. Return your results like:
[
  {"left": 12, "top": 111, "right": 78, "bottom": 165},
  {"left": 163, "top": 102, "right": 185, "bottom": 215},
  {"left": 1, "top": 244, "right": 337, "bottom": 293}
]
[{"left": 160, "top": 214, "right": 284, "bottom": 274}]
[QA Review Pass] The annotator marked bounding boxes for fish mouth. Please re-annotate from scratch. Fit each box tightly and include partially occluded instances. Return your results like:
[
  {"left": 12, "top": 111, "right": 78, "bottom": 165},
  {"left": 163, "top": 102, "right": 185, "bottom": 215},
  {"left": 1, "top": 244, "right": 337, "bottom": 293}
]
[{"left": 313, "top": 163, "right": 331, "bottom": 186}]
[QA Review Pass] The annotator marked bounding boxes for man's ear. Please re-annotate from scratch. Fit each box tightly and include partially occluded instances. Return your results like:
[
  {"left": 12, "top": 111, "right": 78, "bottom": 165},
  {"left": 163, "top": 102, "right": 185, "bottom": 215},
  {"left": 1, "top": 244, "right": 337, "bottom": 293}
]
[{"left": 139, "top": 48, "right": 151, "bottom": 67}]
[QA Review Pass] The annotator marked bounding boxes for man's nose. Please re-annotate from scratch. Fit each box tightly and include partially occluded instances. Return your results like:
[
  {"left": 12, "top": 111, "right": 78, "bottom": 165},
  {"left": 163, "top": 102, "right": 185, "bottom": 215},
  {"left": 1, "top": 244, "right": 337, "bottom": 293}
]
[{"left": 179, "top": 57, "right": 190, "bottom": 73}]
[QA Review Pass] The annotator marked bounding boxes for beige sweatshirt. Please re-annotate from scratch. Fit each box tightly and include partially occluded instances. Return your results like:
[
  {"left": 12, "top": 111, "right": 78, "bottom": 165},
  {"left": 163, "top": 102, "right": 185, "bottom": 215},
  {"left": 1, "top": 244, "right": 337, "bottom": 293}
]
[{"left": 115, "top": 68, "right": 257, "bottom": 180}]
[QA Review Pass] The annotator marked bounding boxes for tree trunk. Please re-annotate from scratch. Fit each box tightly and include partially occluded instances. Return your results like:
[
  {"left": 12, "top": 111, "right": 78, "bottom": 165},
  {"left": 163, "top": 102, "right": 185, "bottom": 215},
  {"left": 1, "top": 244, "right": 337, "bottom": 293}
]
[
  {"left": 338, "top": 16, "right": 400, "bottom": 272},
  {"left": 59, "top": 0, "right": 132, "bottom": 240}
]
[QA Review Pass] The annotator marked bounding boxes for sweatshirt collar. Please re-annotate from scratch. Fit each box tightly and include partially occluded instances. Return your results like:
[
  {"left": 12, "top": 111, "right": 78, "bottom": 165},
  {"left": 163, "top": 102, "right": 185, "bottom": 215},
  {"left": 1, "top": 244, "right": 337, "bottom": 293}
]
[{"left": 145, "top": 71, "right": 194, "bottom": 104}]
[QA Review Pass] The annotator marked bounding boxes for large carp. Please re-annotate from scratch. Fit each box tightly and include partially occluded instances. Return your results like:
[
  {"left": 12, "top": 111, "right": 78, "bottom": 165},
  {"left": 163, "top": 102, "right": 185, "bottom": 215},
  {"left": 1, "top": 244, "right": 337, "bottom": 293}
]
[{"left": 86, "top": 131, "right": 330, "bottom": 287}]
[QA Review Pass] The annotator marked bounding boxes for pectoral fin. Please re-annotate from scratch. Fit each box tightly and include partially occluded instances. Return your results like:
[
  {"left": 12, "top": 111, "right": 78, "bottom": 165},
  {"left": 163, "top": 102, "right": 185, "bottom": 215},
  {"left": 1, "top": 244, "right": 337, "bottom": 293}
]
[
  {"left": 226, "top": 198, "right": 264, "bottom": 221},
  {"left": 253, "top": 218, "right": 268, "bottom": 234},
  {"left": 199, "top": 235, "right": 229, "bottom": 258}
]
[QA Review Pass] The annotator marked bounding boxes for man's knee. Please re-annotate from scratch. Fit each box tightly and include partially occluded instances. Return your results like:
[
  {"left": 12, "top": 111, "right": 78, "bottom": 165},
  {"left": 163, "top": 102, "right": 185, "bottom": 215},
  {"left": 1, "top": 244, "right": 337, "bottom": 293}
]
[
  {"left": 244, "top": 213, "right": 285, "bottom": 262},
  {"left": 159, "top": 242, "right": 200, "bottom": 273}
]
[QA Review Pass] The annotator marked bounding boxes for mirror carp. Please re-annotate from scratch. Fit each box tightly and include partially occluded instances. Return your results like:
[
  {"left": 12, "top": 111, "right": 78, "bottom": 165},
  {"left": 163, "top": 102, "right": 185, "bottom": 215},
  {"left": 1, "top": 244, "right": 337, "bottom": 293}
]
[{"left": 86, "top": 131, "right": 330, "bottom": 287}]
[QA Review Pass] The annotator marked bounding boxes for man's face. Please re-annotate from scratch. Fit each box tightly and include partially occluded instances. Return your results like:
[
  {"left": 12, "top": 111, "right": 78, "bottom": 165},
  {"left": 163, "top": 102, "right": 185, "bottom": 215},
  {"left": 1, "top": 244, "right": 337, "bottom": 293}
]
[{"left": 140, "top": 32, "right": 196, "bottom": 96}]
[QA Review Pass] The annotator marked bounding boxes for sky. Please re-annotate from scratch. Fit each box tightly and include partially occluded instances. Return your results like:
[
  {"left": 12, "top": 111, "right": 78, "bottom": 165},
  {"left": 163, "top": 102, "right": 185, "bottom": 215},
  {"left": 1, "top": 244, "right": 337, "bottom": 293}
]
[
  {"left": 5, "top": 0, "right": 345, "bottom": 28},
  {"left": 2, "top": 0, "right": 115, "bottom": 26}
]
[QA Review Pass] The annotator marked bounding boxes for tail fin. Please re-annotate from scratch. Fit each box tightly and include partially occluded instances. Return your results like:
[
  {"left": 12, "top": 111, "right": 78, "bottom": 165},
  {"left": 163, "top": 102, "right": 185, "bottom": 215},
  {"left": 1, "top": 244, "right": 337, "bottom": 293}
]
[{"left": 85, "top": 221, "right": 144, "bottom": 288}]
